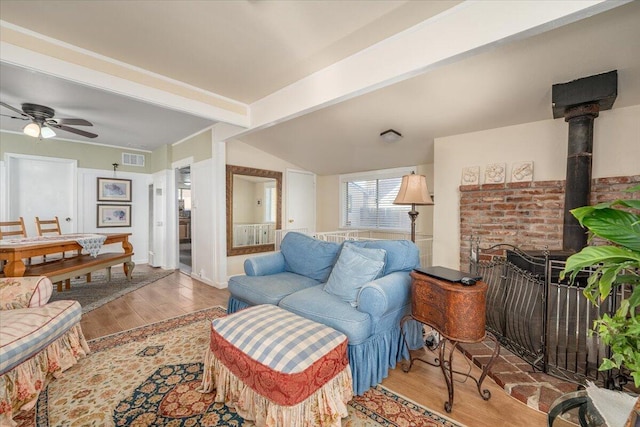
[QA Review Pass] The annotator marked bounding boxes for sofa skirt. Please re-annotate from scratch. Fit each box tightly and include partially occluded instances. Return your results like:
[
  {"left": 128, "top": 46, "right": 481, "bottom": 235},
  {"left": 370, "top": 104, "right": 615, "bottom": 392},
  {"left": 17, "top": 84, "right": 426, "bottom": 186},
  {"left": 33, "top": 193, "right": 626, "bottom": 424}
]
[{"left": 0, "top": 324, "right": 90, "bottom": 426}]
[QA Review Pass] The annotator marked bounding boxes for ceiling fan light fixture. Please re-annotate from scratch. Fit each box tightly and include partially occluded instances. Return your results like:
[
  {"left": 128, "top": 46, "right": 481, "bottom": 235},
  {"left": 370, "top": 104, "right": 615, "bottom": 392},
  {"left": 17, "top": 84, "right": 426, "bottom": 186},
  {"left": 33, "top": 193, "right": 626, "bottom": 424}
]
[
  {"left": 23, "top": 122, "right": 41, "bottom": 138},
  {"left": 380, "top": 129, "right": 402, "bottom": 143},
  {"left": 40, "top": 126, "right": 56, "bottom": 139}
]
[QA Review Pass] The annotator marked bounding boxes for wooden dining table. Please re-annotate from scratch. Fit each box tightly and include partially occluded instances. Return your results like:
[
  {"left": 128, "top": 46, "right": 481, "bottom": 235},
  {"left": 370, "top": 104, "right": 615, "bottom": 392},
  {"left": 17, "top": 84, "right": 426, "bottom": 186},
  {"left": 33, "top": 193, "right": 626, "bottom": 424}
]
[{"left": 0, "top": 232, "right": 133, "bottom": 277}]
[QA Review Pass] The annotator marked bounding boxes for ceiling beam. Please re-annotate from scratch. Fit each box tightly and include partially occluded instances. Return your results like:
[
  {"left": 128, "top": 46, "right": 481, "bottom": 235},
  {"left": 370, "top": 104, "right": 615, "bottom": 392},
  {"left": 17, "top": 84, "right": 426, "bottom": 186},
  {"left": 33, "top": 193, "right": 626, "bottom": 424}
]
[
  {"left": 232, "top": 0, "right": 626, "bottom": 141},
  {"left": 0, "top": 22, "right": 249, "bottom": 128}
]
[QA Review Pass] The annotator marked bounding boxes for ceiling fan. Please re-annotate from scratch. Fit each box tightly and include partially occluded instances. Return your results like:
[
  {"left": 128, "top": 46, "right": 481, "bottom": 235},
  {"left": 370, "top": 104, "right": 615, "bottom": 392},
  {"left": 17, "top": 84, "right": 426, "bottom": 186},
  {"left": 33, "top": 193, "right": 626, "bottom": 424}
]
[{"left": 0, "top": 102, "right": 98, "bottom": 139}]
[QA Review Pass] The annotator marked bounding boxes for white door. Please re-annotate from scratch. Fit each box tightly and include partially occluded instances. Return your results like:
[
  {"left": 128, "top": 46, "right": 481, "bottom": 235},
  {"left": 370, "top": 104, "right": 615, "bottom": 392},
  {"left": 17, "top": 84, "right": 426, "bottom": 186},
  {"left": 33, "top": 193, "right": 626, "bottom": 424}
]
[
  {"left": 286, "top": 170, "right": 316, "bottom": 233},
  {"left": 6, "top": 154, "right": 77, "bottom": 237}
]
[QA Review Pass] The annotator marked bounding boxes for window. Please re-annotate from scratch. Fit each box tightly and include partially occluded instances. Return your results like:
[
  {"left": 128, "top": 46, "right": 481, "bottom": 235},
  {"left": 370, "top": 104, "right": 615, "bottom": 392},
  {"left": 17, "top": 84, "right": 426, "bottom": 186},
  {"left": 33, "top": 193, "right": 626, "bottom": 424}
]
[
  {"left": 340, "top": 167, "right": 414, "bottom": 231},
  {"left": 179, "top": 188, "right": 192, "bottom": 211},
  {"left": 264, "top": 183, "right": 276, "bottom": 222}
]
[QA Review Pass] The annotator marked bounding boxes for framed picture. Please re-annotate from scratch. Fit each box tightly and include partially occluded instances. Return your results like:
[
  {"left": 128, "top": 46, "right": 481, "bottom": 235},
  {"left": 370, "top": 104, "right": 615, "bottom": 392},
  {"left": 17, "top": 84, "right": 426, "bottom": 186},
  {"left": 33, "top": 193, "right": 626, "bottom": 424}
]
[
  {"left": 97, "top": 204, "right": 132, "bottom": 228},
  {"left": 97, "top": 178, "right": 132, "bottom": 202}
]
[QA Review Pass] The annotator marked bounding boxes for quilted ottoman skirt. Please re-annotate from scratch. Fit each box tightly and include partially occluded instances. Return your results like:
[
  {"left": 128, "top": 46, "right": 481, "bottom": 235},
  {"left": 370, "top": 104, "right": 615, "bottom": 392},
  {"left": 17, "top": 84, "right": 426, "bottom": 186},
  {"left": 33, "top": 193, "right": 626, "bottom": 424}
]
[{"left": 201, "top": 304, "right": 353, "bottom": 427}]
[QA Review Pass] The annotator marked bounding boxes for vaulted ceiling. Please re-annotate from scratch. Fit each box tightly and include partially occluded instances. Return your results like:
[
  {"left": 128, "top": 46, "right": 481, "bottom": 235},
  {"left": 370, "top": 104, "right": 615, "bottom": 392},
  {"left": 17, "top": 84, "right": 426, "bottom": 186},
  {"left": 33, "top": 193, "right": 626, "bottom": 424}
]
[{"left": 1, "top": 1, "right": 639, "bottom": 175}]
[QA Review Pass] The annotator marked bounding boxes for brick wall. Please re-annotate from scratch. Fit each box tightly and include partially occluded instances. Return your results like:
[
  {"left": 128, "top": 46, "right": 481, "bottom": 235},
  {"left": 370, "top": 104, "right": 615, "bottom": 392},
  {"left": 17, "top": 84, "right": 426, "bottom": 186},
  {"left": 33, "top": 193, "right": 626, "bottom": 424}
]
[{"left": 459, "top": 175, "right": 640, "bottom": 268}]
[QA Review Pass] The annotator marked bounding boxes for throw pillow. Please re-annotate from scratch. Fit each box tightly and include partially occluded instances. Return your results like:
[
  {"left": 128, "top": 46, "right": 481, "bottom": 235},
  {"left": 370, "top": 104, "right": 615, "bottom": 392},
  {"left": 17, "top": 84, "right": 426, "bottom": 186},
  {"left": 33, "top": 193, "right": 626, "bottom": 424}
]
[
  {"left": 323, "top": 242, "right": 386, "bottom": 307},
  {"left": 360, "top": 239, "right": 420, "bottom": 275},
  {"left": 281, "top": 232, "right": 341, "bottom": 282},
  {"left": 0, "top": 276, "right": 53, "bottom": 309}
]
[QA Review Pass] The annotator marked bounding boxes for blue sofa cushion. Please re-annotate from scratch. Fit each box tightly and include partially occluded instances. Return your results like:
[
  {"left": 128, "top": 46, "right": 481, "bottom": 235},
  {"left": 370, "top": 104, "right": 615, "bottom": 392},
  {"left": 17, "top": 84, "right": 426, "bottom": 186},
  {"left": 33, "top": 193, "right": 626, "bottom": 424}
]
[
  {"left": 280, "top": 232, "right": 341, "bottom": 282},
  {"left": 279, "top": 286, "right": 372, "bottom": 345},
  {"left": 323, "top": 242, "right": 386, "bottom": 307},
  {"left": 228, "top": 272, "right": 320, "bottom": 306},
  {"left": 348, "top": 240, "right": 420, "bottom": 275}
]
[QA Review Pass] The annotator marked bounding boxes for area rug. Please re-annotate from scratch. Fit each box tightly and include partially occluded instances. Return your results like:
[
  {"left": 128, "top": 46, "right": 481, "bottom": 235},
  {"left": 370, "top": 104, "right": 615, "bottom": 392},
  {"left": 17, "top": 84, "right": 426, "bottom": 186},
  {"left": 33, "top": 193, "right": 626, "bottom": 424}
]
[
  {"left": 14, "top": 306, "right": 462, "bottom": 427},
  {"left": 47, "top": 268, "right": 174, "bottom": 313}
]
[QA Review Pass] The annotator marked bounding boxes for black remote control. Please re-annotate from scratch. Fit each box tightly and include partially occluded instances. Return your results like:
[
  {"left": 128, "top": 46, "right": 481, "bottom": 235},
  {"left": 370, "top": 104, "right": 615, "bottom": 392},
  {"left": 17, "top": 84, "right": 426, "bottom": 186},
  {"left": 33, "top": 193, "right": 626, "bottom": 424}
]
[{"left": 460, "top": 277, "right": 476, "bottom": 286}]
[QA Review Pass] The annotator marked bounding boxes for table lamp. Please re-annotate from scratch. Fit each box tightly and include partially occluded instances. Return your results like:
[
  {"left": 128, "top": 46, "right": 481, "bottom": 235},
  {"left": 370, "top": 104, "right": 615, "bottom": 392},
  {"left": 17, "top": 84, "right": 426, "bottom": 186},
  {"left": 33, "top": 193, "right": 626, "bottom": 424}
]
[{"left": 393, "top": 172, "right": 433, "bottom": 242}]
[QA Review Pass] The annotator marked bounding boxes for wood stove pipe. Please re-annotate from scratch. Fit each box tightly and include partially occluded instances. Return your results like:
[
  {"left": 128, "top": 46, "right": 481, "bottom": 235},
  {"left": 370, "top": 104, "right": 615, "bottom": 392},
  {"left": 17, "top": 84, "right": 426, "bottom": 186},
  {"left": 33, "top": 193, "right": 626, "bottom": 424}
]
[
  {"left": 562, "top": 104, "right": 599, "bottom": 251},
  {"left": 552, "top": 70, "right": 617, "bottom": 253}
]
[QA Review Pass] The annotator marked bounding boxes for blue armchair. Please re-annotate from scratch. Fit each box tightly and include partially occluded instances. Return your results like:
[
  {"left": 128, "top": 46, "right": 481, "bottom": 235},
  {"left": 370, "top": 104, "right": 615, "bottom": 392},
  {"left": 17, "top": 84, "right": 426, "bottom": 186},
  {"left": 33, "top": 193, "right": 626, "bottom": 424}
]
[{"left": 227, "top": 232, "right": 423, "bottom": 395}]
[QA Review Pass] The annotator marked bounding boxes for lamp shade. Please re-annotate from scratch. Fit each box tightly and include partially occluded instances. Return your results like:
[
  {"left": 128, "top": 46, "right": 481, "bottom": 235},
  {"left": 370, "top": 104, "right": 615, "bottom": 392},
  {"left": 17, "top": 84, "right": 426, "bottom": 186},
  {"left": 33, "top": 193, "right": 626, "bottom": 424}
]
[
  {"left": 40, "top": 126, "right": 56, "bottom": 139},
  {"left": 23, "top": 122, "right": 41, "bottom": 138},
  {"left": 393, "top": 173, "right": 433, "bottom": 205}
]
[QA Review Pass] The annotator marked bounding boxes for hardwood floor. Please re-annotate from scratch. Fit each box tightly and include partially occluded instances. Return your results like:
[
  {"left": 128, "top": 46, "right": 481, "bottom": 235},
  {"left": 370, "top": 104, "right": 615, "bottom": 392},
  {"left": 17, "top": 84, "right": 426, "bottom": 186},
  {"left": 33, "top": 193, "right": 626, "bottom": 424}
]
[{"left": 81, "top": 265, "right": 549, "bottom": 427}]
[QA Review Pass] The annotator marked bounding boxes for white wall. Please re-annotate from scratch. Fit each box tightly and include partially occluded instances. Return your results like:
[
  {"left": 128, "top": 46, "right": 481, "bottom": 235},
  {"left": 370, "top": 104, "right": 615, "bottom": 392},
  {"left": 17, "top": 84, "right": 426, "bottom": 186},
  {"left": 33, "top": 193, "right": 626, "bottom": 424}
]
[
  {"left": 433, "top": 104, "right": 640, "bottom": 269},
  {"left": 191, "top": 158, "right": 214, "bottom": 284},
  {"left": 0, "top": 163, "right": 151, "bottom": 265},
  {"left": 78, "top": 168, "right": 152, "bottom": 265},
  {"left": 232, "top": 178, "right": 257, "bottom": 223},
  {"left": 226, "top": 139, "right": 304, "bottom": 276}
]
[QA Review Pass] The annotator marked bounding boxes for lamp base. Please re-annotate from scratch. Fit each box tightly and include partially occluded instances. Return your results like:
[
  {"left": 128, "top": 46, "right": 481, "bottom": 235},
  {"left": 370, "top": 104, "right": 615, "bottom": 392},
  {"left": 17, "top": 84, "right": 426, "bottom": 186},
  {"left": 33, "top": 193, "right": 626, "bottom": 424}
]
[{"left": 408, "top": 205, "right": 419, "bottom": 243}]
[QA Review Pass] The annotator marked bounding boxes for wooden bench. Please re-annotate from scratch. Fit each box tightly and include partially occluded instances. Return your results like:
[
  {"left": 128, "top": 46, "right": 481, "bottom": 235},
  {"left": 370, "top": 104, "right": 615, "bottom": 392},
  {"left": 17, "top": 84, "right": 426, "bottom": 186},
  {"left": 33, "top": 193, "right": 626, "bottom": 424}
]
[{"left": 24, "top": 253, "right": 135, "bottom": 292}]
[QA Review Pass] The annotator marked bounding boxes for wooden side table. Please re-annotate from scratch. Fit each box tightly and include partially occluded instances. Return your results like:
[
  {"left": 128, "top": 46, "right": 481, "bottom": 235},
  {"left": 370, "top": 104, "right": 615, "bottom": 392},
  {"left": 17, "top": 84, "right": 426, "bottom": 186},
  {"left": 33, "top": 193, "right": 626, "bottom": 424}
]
[{"left": 400, "top": 270, "right": 500, "bottom": 412}]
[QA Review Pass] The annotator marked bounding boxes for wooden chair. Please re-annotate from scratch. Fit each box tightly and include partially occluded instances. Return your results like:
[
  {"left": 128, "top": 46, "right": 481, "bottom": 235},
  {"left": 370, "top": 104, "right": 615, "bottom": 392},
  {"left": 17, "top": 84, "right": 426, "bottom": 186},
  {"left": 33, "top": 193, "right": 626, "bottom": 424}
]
[
  {"left": 0, "top": 217, "right": 28, "bottom": 273},
  {"left": 0, "top": 217, "right": 27, "bottom": 240},
  {"left": 35, "top": 216, "right": 64, "bottom": 261},
  {"left": 35, "top": 216, "right": 91, "bottom": 285},
  {"left": 35, "top": 216, "right": 62, "bottom": 236}
]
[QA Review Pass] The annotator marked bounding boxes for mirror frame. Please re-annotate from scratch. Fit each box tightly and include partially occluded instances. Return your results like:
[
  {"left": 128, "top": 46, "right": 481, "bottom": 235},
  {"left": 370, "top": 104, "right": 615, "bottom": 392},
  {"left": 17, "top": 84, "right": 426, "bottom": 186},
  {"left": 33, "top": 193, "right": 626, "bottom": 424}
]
[{"left": 226, "top": 165, "right": 282, "bottom": 256}]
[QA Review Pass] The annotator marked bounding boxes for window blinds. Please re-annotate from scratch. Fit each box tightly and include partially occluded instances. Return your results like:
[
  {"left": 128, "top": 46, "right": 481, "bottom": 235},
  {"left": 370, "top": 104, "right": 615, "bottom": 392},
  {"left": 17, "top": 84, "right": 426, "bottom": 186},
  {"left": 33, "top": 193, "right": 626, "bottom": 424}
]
[{"left": 341, "top": 167, "right": 413, "bottom": 230}]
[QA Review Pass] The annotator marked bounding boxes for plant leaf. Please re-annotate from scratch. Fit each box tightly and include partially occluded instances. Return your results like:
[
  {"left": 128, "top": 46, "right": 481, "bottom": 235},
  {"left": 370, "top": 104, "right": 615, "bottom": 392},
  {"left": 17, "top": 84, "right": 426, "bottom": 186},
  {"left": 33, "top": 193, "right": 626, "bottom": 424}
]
[
  {"left": 632, "top": 371, "right": 640, "bottom": 388},
  {"left": 623, "top": 184, "right": 640, "bottom": 193},
  {"left": 563, "top": 246, "right": 640, "bottom": 278},
  {"left": 629, "top": 286, "right": 640, "bottom": 309},
  {"left": 576, "top": 208, "right": 640, "bottom": 252},
  {"left": 599, "top": 358, "right": 616, "bottom": 370}
]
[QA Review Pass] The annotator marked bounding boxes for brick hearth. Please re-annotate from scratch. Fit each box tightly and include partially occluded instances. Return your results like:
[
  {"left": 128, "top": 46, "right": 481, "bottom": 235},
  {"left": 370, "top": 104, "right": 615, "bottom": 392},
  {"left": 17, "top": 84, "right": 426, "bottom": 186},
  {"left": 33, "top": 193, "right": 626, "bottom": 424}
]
[{"left": 459, "top": 339, "right": 579, "bottom": 413}]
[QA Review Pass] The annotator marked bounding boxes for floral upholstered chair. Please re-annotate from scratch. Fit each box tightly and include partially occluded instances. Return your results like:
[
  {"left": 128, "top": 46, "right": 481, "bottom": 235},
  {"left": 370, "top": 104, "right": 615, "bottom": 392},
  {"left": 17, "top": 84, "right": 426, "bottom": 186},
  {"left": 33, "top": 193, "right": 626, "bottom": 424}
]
[{"left": 0, "top": 276, "right": 89, "bottom": 426}]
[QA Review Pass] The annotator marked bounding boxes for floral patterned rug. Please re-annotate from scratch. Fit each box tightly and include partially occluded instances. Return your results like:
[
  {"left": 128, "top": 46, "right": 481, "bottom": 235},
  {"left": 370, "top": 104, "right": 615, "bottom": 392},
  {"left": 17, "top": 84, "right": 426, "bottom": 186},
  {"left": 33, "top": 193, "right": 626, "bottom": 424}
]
[{"left": 14, "top": 306, "right": 462, "bottom": 427}]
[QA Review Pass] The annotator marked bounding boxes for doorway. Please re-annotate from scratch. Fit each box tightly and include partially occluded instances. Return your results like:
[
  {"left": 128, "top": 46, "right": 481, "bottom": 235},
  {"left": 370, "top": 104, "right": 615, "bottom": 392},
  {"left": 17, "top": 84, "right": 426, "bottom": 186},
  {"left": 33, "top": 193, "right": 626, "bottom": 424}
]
[
  {"left": 286, "top": 170, "right": 316, "bottom": 234},
  {"left": 177, "top": 166, "right": 192, "bottom": 274},
  {"left": 6, "top": 154, "right": 77, "bottom": 236}
]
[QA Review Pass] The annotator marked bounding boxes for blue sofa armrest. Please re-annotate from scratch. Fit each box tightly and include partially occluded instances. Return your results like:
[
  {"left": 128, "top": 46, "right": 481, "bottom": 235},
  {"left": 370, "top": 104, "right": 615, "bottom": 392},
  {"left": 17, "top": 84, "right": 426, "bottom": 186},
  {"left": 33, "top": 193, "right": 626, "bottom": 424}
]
[
  {"left": 357, "top": 271, "right": 411, "bottom": 321},
  {"left": 244, "top": 252, "right": 286, "bottom": 276}
]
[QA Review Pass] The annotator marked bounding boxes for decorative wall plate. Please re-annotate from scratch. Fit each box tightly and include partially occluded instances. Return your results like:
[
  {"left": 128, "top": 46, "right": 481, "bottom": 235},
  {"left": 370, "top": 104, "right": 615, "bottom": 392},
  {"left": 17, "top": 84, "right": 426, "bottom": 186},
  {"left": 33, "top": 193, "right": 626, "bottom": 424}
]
[
  {"left": 512, "top": 161, "right": 534, "bottom": 182},
  {"left": 461, "top": 166, "right": 480, "bottom": 185},
  {"left": 484, "top": 163, "right": 506, "bottom": 184}
]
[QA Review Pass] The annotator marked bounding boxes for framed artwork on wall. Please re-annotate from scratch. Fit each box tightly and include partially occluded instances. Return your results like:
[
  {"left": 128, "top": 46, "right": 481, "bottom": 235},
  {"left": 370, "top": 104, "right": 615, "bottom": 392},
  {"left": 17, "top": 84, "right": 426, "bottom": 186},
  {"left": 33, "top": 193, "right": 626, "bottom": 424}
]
[
  {"left": 97, "top": 204, "right": 132, "bottom": 228},
  {"left": 97, "top": 178, "right": 132, "bottom": 202}
]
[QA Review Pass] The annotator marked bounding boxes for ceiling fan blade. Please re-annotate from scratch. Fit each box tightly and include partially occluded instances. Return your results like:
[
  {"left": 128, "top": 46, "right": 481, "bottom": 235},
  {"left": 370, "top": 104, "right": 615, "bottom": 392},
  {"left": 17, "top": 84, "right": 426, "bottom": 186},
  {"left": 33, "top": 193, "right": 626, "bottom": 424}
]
[
  {"left": 0, "top": 101, "right": 30, "bottom": 118},
  {"left": 0, "top": 113, "right": 28, "bottom": 120},
  {"left": 52, "top": 118, "right": 93, "bottom": 126},
  {"left": 49, "top": 123, "right": 98, "bottom": 138}
]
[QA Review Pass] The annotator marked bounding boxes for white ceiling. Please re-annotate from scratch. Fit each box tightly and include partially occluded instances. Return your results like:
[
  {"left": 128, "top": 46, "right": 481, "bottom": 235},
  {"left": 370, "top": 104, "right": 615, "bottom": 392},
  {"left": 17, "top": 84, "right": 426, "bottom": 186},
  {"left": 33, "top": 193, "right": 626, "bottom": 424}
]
[
  {"left": 0, "top": 62, "right": 216, "bottom": 151},
  {"left": 1, "top": 1, "right": 639, "bottom": 174}
]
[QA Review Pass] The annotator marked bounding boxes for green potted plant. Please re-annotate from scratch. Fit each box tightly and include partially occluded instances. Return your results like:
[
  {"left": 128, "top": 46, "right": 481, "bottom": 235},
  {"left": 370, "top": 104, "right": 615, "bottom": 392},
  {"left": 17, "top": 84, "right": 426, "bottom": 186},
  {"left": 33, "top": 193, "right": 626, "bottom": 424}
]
[{"left": 561, "top": 184, "right": 640, "bottom": 388}]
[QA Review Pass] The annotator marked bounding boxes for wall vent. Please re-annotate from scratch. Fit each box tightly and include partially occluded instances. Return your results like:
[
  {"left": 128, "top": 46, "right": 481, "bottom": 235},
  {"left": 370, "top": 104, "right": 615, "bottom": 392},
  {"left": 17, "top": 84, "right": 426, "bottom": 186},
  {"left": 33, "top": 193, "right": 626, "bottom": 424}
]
[{"left": 122, "top": 153, "right": 145, "bottom": 167}]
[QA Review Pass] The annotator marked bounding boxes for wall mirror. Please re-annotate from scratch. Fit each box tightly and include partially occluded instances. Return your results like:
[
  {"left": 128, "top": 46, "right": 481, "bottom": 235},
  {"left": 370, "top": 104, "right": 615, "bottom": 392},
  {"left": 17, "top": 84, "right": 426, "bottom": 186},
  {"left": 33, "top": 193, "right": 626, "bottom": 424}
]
[{"left": 226, "top": 165, "right": 282, "bottom": 256}]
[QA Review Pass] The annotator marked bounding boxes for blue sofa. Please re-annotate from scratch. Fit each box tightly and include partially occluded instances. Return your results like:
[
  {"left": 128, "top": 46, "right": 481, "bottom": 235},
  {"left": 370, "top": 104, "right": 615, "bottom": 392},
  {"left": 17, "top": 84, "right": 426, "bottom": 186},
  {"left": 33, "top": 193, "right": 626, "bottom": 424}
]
[{"left": 227, "top": 232, "right": 423, "bottom": 395}]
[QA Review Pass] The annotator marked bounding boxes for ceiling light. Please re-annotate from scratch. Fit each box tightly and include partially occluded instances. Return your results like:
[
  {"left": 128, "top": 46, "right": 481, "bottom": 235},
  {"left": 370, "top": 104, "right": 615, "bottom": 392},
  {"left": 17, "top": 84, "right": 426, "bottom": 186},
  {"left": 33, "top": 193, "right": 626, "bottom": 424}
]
[
  {"left": 380, "top": 129, "right": 402, "bottom": 143},
  {"left": 40, "top": 126, "right": 56, "bottom": 139},
  {"left": 23, "top": 122, "right": 41, "bottom": 138}
]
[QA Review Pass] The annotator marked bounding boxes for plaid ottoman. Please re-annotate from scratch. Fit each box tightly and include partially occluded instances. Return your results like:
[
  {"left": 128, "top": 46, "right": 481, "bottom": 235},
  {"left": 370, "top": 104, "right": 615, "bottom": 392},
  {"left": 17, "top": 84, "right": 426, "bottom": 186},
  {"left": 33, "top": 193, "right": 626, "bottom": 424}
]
[{"left": 201, "top": 304, "right": 352, "bottom": 427}]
